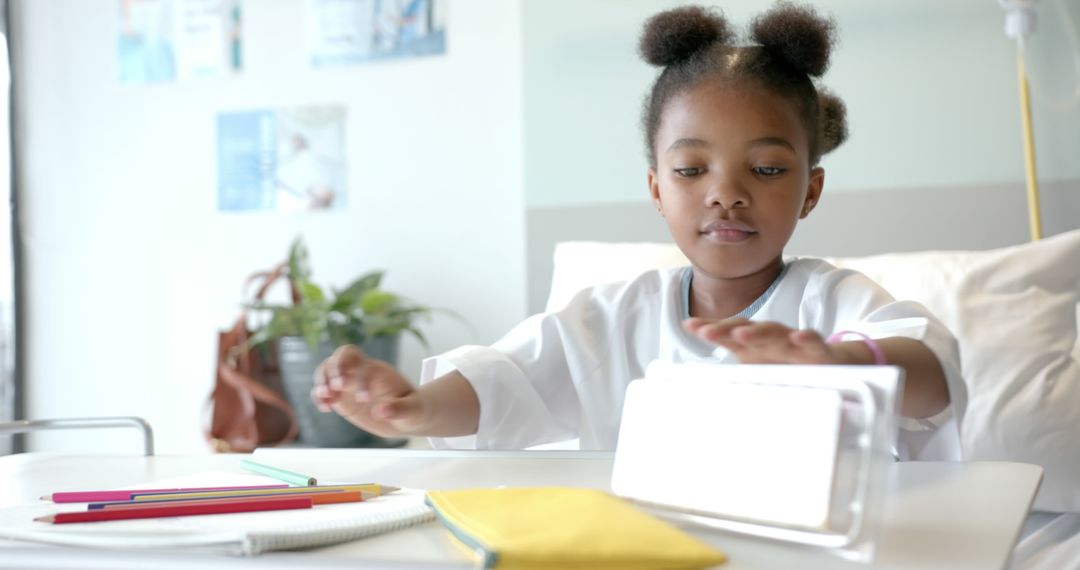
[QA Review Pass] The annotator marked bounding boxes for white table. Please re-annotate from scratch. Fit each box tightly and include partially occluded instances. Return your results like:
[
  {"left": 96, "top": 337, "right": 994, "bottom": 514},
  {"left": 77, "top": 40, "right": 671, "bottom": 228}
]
[{"left": 0, "top": 449, "right": 1043, "bottom": 569}]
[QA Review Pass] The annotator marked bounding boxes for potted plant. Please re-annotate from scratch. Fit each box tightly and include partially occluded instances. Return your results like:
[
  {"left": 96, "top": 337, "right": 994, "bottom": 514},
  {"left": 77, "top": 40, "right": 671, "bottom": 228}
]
[{"left": 246, "top": 236, "right": 432, "bottom": 447}]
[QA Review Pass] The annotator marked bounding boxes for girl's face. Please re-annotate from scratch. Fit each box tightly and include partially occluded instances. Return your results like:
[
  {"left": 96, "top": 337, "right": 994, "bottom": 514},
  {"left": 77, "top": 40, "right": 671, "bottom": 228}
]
[{"left": 648, "top": 79, "right": 824, "bottom": 282}]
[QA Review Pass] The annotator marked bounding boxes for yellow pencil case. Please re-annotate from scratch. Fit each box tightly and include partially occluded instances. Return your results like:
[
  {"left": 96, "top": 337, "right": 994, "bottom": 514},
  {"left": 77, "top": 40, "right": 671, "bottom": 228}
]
[{"left": 425, "top": 487, "right": 726, "bottom": 570}]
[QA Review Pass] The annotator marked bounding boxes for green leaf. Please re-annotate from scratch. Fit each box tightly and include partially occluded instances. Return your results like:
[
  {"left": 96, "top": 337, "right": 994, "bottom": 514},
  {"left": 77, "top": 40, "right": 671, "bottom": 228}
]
[
  {"left": 392, "top": 307, "right": 432, "bottom": 320},
  {"left": 338, "top": 320, "right": 368, "bottom": 346},
  {"left": 288, "top": 237, "right": 312, "bottom": 282},
  {"left": 331, "top": 271, "right": 384, "bottom": 311},
  {"left": 297, "top": 280, "right": 326, "bottom": 303},
  {"left": 298, "top": 305, "right": 327, "bottom": 350},
  {"left": 361, "top": 289, "right": 398, "bottom": 314},
  {"left": 246, "top": 328, "right": 273, "bottom": 349},
  {"left": 247, "top": 311, "right": 301, "bottom": 349}
]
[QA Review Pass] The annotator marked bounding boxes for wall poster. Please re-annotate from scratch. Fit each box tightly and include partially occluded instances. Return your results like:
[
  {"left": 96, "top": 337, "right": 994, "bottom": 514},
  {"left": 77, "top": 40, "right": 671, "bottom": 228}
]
[
  {"left": 306, "top": 0, "right": 446, "bottom": 67},
  {"left": 117, "top": 0, "right": 242, "bottom": 83},
  {"left": 217, "top": 105, "right": 347, "bottom": 213}
]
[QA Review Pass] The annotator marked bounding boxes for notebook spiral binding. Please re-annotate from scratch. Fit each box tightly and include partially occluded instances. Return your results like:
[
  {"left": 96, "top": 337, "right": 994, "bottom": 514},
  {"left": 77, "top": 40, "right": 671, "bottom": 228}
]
[{"left": 243, "top": 505, "right": 436, "bottom": 555}]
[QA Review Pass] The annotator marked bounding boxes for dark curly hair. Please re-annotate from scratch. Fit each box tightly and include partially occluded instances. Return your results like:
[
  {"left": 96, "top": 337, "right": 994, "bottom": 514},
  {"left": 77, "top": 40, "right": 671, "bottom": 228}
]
[{"left": 640, "top": 2, "right": 848, "bottom": 168}]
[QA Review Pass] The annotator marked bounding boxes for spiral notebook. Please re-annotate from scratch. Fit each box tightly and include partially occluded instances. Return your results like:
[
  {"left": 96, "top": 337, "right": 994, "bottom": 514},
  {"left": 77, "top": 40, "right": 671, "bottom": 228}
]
[{"left": 0, "top": 471, "right": 435, "bottom": 556}]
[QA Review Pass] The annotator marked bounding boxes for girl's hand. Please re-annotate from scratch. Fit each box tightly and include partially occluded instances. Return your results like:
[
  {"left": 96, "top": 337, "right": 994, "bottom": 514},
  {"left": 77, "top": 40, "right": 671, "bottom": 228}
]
[
  {"left": 311, "top": 345, "right": 430, "bottom": 437},
  {"left": 684, "top": 317, "right": 842, "bottom": 364},
  {"left": 685, "top": 318, "right": 949, "bottom": 418}
]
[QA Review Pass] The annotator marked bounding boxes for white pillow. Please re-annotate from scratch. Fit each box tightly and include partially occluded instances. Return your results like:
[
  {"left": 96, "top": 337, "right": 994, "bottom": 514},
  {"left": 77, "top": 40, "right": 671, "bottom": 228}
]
[
  {"left": 547, "top": 231, "right": 1080, "bottom": 512},
  {"left": 826, "top": 231, "right": 1080, "bottom": 513},
  {"left": 546, "top": 241, "right": 689, "bottom": 313}
]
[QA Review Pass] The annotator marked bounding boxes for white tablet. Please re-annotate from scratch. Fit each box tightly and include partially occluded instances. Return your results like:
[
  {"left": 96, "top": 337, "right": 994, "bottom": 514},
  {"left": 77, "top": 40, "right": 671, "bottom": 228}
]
[{"left": 611, "top": 362, "right": 901, "bottom": 549}]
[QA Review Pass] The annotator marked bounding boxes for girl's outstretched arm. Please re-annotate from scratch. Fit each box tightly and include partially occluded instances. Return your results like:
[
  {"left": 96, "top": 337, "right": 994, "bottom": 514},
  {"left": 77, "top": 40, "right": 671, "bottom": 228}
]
[
  {"left": 684, "top": 318, "right": 950, "bottom": 419},
  {"left": 312, "top": 345, "right": 480, "bottom": 437}
]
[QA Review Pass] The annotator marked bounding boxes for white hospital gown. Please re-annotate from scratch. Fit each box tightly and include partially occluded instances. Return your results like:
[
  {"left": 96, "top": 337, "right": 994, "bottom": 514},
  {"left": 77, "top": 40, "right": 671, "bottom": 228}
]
[{"left": 422, "top": 257, "right": 966, "bottom": 460}]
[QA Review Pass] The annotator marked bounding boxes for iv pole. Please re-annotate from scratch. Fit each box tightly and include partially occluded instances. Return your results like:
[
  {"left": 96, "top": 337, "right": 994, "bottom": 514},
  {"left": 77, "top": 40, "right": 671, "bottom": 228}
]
[{"left": 1003, "top": 0, "right": 1043, "bottom": 241}]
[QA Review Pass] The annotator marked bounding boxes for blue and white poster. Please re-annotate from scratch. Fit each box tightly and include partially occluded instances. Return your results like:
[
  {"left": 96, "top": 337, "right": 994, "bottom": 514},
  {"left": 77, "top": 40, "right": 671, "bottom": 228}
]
[
  {"left": 217, "top": 105, "right": 347, "bottom": 212},
  {"left": 306, "top": 0, "right": 446, "bottom": 67},
  {"left": 117, "top": 0, "right": 242, "bottom": 83}
]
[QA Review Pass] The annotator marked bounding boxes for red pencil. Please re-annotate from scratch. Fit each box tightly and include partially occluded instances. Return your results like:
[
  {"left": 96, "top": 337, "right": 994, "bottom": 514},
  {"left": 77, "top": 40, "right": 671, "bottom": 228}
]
[
  {"left": 44, "top": 485, "right": 290, "bottom": 503},
  {"left": 35, "top": 496, "right": 313, "bottom": 524}
]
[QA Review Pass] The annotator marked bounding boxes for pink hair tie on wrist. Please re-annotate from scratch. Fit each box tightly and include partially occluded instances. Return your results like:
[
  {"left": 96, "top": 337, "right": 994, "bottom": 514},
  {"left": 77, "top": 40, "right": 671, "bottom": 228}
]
[{"left": 827, "top": 330, "right": 887, "bottom": 365}]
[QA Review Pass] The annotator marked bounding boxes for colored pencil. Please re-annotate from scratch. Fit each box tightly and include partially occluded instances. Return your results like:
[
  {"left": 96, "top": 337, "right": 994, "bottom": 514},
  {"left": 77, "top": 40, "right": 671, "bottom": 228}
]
[
  {"left": 130, "top": 483, "right": 396, "bottom": 502},
  {"left": 93, "top": 490, "right": 368, "bottom": 510},
  {"left": 43, "top": 484, "right": 290, "bottom": 503},
  {"left": 35, "top": 496, "right": 313, "bottom": 524},
  {"left": 239, "top": 459, "right": 317, "bottom": 486}
]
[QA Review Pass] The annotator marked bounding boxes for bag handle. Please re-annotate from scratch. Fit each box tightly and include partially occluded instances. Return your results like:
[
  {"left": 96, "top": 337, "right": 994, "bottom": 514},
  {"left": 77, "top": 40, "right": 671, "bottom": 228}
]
[{"left": 245, "top": 262, "right": 301, "bottom": 305}]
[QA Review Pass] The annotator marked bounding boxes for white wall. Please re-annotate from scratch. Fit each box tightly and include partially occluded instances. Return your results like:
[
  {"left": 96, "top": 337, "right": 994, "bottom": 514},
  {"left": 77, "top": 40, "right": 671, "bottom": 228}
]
[
  {"left": 522, "top": 0, "right": 1080, "bottom": 208},
  {"left": 13, "top": 0, "right": 526, "bottom": 453},
  {"left": 13, "top": 0, "right": 1079, "bottom": 453}
]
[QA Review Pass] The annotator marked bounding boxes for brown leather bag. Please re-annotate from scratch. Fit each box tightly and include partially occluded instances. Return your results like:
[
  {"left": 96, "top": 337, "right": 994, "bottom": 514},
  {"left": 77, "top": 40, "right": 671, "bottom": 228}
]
[{"left": 206, "top": 265, "right": 300, "bottom": 453}]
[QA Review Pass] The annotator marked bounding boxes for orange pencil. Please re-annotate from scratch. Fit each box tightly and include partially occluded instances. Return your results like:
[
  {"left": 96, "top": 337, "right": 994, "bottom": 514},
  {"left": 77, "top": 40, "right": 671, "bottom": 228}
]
[
  {"left": 130, "top": 483, "right": 396, "bottom": 502},
  {"left": 95, "top": 490, "right": 369, "bottom": 510}
]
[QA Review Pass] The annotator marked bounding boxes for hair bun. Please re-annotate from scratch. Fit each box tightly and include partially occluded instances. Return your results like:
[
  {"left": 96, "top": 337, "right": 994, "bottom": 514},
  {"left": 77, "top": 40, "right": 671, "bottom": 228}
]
[
  {"left": 639, "top": 6, "right": 733, "bottom": 67},
  {"left": 818, "top": 88, "right": 848, "bottom": 155},
  {"left": 750, "top": 2, "right": 836, "bottom": 77}
]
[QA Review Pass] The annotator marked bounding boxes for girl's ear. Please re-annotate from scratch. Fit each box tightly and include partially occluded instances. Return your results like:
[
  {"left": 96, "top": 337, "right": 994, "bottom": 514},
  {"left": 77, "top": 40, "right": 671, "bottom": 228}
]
[
  {"left": 648, "top": 167, "right": 664, "bottom": 216},
  {"left": 800, "top": 167, "right": 825, "bottom": 219}
]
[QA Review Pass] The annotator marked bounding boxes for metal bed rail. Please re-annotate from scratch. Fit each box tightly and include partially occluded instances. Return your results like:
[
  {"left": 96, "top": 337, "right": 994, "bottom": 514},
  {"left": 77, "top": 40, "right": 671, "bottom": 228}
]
[{"left": 0, "top": 416, "right": 154, "bottom": 455}]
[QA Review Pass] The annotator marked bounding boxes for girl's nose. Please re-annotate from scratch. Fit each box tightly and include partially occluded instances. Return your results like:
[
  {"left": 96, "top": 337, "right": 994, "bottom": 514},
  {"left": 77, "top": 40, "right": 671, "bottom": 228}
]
[{"left": 705, "top": 178, "right": 749, "bottom": 209}]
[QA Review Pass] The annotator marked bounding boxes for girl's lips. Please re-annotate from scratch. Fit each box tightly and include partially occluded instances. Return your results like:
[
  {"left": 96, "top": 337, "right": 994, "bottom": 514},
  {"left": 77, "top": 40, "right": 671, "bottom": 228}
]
[
  {"left": 703, "top": 228, "right": 755, "bottom": 243},
  {"left": 701, "top": 220, "right": 756, "bottom": 243}
]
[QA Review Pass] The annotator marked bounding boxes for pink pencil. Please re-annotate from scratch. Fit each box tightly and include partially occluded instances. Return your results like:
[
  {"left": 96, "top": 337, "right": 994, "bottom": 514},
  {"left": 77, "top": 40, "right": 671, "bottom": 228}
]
[
  {"left": 43, "top": 484, "right": 289, "bottom": 503},
  {"left": 36, "top": 496, "right": 313, "bottom": 524}
]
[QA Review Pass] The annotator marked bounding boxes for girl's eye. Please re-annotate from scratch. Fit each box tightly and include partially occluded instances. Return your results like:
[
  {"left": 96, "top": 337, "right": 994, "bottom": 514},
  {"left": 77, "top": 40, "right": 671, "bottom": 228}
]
[
  {"left": 752, "top": 166, "right": 786, "bottom": 177},
  {"left": 674, "top": 167, "right": 704, "bottom": 178}
]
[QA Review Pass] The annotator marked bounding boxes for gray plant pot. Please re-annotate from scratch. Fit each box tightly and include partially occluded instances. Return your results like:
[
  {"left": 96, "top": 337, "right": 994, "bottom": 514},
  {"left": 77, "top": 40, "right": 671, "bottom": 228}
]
[{"left": 277, "top": 335, "right": 407, "bottom": 448}]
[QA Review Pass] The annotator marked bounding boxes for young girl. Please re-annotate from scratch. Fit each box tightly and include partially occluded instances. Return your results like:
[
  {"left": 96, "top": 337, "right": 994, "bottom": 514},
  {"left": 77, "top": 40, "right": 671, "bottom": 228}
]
[{"left": 313, "top": 3, "right": 965, "bottom": 460}]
